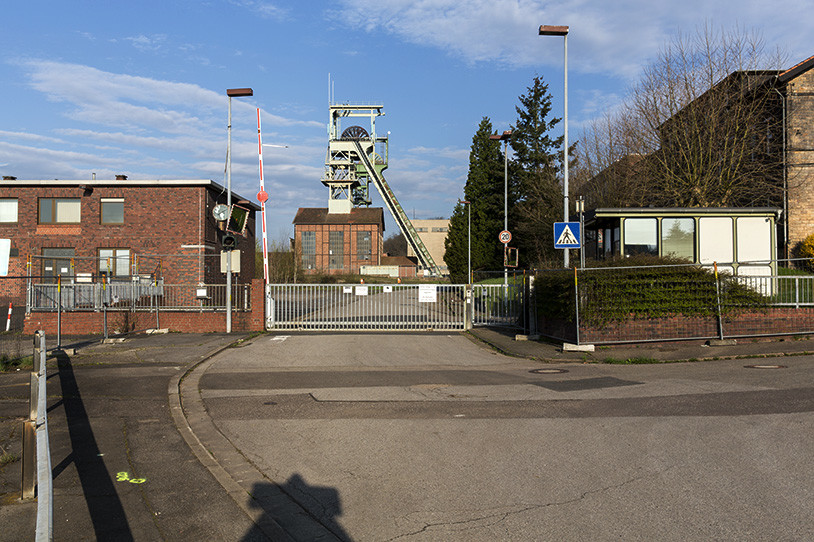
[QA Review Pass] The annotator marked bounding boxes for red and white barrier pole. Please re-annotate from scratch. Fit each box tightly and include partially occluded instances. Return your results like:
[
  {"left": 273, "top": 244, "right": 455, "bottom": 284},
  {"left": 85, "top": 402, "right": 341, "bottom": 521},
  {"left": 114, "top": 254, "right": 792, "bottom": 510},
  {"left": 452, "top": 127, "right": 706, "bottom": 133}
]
[{"left": 5, "top": 301, "right": 11, "bottom": 332}]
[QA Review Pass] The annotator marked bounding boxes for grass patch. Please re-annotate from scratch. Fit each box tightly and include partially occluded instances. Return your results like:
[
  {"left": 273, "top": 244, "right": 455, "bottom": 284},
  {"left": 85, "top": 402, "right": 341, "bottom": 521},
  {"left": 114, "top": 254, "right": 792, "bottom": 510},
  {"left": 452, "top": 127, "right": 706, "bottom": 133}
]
[
  {"left": 0, "top": 452, "right": 19, "bottom": 467},
  {"left": 602, "top": 356, "right": 660, "bottom": 364},
  {"left": 0, "top": 354, "right": 33, "bottom": 372}
]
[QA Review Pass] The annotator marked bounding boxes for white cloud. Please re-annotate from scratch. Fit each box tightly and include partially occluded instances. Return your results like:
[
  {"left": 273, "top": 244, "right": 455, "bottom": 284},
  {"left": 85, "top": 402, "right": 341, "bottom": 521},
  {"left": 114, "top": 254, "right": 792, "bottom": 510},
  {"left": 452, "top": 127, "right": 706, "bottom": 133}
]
[
  {"left": 125, "top": 34, "right": 168, "bottom": 52},
  {"left": 334, "top": 0, "right": 812, "bottom": 78}
]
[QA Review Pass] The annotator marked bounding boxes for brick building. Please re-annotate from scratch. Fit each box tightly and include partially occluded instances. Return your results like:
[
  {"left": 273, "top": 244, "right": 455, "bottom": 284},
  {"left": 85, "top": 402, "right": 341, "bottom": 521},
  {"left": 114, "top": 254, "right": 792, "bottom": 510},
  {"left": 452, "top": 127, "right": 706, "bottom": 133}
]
[
  {"left": 292, "top": 207, "right": 384, "bottom": 274},
  {"left": 780, "top": 55, "right": 814, "bottom": 250},
  {"left": 0, "top": 177, "right": 258, "bottom": 305}
]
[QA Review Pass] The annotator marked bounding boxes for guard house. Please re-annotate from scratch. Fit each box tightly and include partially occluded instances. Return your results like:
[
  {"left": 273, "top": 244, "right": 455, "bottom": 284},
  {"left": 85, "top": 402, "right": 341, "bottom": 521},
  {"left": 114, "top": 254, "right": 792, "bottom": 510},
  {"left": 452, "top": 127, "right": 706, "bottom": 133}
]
[{"left": 584, "top": 208, "right": 781, "bottom": 276}]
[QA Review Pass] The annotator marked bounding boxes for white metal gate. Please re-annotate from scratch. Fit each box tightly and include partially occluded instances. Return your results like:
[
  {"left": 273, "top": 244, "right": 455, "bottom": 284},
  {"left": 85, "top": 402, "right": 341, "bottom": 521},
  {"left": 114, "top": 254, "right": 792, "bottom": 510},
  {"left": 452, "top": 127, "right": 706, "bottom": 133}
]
[{"left": 265, "top": 283, "right": 524, "bottom": 331}]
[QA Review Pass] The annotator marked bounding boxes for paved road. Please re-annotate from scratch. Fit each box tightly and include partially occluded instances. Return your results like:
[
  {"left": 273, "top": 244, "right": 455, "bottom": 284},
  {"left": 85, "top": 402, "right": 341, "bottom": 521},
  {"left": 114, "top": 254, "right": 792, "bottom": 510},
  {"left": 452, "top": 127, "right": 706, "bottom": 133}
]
[{"left": 199, "top": 333, "right": 814, "bottom": 541}]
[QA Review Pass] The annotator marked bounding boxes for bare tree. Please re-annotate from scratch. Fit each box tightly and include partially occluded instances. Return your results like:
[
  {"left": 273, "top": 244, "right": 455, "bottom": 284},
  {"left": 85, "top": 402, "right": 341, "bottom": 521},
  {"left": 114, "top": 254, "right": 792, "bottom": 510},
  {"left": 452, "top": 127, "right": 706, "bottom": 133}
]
[{"left": 577, "top": 25, "right": 787, "bottom": 209}]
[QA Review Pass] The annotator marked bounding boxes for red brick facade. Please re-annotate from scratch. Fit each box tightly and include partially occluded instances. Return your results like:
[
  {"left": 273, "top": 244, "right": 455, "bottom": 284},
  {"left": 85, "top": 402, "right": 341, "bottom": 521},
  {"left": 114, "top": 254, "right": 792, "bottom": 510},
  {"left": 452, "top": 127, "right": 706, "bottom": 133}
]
[
  {"left": 0, "top": 179, "right": 257, "bottom": 305},
  {"left": 293, "top": 208, "right": 384, "bottom": 274}
]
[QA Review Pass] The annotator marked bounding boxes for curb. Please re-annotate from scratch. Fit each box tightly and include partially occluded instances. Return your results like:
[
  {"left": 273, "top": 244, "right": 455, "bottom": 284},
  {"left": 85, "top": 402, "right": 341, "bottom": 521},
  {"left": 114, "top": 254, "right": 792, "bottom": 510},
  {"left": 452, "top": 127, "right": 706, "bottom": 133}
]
[{"left": 167, "top": 335, "right": 294, "bottom": 542}]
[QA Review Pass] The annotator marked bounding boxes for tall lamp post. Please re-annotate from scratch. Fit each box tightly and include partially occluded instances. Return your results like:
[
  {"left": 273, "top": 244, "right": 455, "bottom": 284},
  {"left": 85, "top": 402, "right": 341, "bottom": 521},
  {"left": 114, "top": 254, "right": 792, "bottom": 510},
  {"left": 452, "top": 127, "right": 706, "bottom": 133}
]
[
  {"left": 226, "top": 87, "right": 253, "bottom": 333},
  {"left": 459, "top": 200, "right": 471, "bottom": 284},
  {"left": 489, "top": 130, "right": 512, "bottom": 285},
  {"left": 539, "top": 25, "right": 570, "bottom": 268}
]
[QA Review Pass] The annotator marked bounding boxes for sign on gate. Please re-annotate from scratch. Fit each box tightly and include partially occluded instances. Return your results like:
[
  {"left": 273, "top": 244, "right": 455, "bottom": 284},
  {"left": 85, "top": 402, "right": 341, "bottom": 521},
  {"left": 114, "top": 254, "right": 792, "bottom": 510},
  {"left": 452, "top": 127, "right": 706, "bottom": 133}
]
[{"left": 419, "top": 285, "right": 437, "bottom": 303}]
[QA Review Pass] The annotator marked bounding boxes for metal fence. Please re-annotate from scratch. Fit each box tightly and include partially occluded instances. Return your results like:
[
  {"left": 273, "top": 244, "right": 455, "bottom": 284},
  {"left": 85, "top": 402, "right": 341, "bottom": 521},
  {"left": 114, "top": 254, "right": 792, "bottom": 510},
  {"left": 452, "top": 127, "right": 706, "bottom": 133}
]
[
  {"left": 471, "top": 284, "right": 525, "bottom": 328},
  {"left": 27, "top": 282, "right": 252, "bottom": 312},
  {"left": 534, "top": 262, "right": 814, "bottom": 344},
  {"left": 266, "top": 284, "right": 468, "bottom": 331}
]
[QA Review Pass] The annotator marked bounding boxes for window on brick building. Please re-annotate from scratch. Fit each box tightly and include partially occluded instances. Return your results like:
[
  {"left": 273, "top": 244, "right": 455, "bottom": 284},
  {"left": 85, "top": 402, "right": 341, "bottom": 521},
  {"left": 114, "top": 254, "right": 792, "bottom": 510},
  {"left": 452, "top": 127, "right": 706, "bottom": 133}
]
[
  {"left": 329, "top": 231, "right": 344, "bottom": 270},
  {"left": 0, "top": 199, "right": 18, "bottom": 223},
  {"left": 357, "top": 231, "right": 372, "bottom": 260},
  {"left": 98, "top": 248, "right": 131, "bottom": 278},
  {"left": 42, "top": 248, "right": 75, "bottom": 284},
  {"left": 39, "top": 198, "right": 81, "bottom": 224},
  {"left": 101, "top": 198, "right": 124, "bottom": 224},
  {"left": 301, "top": 231, "right": 316, "bottom": 270}
]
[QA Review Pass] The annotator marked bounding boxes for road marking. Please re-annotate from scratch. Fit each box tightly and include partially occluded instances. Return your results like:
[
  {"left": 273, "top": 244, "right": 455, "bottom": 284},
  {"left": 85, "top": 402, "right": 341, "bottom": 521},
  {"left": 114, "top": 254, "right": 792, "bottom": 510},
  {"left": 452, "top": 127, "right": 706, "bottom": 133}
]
[{"left": 270, "top": 336, "right": 290, "bottom": 342}]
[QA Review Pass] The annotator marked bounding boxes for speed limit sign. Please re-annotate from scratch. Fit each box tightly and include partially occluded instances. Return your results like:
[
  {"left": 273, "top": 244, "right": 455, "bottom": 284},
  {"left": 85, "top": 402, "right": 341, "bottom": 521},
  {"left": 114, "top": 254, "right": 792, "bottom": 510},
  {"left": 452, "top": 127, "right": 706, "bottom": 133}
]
[{"left": 499, "top": 230, "right": 512, "bottom": 244}]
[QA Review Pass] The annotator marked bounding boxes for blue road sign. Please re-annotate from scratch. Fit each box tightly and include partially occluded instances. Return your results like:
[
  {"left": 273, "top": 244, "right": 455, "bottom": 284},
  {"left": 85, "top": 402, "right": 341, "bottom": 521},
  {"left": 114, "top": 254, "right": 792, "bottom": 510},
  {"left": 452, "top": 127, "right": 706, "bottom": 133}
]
[{"left": 554, "top": 222, "right": 581, "bottom": 249}]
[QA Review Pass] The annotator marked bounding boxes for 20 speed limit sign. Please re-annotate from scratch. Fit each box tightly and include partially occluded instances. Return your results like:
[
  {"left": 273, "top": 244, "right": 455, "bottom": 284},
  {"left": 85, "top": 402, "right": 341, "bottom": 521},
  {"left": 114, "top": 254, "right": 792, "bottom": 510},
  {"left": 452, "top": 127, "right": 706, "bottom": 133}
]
[{"left": 499, "top": 230, "right": 512, "bottom": 244}]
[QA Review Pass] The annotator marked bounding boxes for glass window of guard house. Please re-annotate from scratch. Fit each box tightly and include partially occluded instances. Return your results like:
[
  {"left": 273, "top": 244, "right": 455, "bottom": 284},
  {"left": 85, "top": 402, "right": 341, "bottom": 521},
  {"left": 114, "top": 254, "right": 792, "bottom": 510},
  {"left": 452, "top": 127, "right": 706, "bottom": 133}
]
[
  {"left": 623, "top": 218, "right": 658, "bottom": 257},
  {"left": 661, "top": 218, "right": 695, "bottom": 261}
]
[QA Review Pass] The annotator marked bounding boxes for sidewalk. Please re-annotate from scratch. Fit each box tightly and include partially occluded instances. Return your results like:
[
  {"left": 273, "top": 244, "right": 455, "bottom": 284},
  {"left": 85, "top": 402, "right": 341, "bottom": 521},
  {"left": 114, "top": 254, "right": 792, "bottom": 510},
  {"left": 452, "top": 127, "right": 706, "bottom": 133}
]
[
  {"left": 468, "top": 326, "right": 814, "bottom": 364},
  {"left": 0, "top": 332, "right": 271, "bottom": 542}
]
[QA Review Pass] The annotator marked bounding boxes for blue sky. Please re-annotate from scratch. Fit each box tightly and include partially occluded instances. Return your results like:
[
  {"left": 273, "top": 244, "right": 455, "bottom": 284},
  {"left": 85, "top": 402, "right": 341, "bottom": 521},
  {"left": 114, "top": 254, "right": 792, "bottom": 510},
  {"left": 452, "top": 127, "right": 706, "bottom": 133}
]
[{"left": 1, "top": 1, "right": 811, "bottom": 241}]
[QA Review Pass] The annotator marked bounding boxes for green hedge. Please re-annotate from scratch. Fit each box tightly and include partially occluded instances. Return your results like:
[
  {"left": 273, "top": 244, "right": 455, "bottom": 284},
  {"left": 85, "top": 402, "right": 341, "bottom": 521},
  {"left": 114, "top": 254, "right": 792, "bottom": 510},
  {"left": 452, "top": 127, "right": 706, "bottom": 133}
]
[{"left": 534, "top": 256, "right": 768, "bottom": 326}]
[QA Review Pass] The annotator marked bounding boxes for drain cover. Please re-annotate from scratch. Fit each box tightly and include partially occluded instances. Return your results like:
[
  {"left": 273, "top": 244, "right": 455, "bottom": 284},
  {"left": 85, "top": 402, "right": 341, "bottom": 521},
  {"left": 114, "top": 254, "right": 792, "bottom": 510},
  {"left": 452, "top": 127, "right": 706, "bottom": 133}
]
[
  {"left": 744, "top": 364, "right": 786, "bottom": 369},
  {"left": 530, "top": 368, "right": 569, "bottom": 374}
]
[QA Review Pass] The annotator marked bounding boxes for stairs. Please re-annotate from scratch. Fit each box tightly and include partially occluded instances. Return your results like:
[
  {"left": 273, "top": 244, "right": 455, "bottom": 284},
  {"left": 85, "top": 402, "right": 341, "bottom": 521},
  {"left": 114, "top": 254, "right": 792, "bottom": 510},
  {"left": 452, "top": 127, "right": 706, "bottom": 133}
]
[{"left": 353, "top": 140, "right": 441, "bottom": 276}]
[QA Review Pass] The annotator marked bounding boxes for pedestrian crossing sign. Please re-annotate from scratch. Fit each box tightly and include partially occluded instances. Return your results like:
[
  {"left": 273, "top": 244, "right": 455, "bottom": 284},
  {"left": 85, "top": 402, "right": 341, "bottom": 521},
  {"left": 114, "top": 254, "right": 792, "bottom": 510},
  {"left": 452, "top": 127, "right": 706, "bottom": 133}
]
[{"left": 554, "top": 222, "right": 581, "bottom": 249}]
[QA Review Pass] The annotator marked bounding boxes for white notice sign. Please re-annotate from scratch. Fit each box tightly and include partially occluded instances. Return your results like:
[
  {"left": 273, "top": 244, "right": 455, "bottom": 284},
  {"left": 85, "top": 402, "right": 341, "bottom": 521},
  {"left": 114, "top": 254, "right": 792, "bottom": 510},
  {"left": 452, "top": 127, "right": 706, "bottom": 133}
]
[
  {"left": 343, "top": 286, "right": 353, "bottom": 294},
  {"left": 383, "top": 285, "right": 393, "bottom": 293},
  {"left": 418, "top": 284, "right": 437, "bottom": 303},
  {"left": 355, "top": 286, "right": 369, "bottom": 296}
]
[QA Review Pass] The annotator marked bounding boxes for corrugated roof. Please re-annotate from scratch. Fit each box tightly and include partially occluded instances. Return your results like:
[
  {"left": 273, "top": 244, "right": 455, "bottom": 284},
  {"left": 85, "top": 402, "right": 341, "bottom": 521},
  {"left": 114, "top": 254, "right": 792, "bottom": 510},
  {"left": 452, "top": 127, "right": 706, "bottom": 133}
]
[{"left": 293, "top": 207, "right": 384, "bottom": 226}]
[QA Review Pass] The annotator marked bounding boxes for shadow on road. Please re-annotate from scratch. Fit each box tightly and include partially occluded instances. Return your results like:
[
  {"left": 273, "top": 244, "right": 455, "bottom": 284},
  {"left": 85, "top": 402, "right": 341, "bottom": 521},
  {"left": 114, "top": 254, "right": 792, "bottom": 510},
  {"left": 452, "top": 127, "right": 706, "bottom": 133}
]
[
  {"left": 242, "top": 474, "right": 352, "bottom": 541},
  {"left": 54, "top": 350, "right": 134, "bottom": 541}
]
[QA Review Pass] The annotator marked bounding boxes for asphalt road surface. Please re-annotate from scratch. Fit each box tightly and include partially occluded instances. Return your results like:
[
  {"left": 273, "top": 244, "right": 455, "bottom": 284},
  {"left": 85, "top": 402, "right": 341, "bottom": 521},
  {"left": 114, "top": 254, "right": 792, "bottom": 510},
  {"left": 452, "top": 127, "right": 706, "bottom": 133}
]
[{"left": 199, "top": 333, "right": 814, "bottom": 541}]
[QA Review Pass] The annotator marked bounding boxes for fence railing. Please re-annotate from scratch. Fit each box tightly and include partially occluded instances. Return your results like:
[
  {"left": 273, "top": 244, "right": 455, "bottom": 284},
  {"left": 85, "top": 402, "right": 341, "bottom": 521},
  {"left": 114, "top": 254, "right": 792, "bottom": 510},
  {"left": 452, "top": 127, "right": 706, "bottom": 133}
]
[
  {"left": 21, "top": 331, "right": 53, "bottom": 541},
  {"left": 27, "top": 282, "right": 252, "bottom": 312},
  {"left": 471, "top": 284, "right": 524, "bottom": 328},
  {"left": 265, "top": 283, "right": 526, "bottom": 331},
  {"left": 534, "top": 264, "right": 814, "bottom": 344}
]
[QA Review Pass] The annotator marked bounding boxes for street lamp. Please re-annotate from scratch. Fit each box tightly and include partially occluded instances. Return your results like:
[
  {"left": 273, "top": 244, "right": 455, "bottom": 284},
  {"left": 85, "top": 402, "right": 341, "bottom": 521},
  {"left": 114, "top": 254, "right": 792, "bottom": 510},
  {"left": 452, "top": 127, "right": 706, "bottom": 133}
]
[
  {"left": 226, "top": 87, "right": 253, "bottom": 333},
  {"left": 489, "top": 130, "right": 512, "bottom": 285},
  {"left": 459, "top": 200, "right": 471, "bottom": 285},
  {"left": 539, "top": 24, "right": 570, "bottom": 268}
]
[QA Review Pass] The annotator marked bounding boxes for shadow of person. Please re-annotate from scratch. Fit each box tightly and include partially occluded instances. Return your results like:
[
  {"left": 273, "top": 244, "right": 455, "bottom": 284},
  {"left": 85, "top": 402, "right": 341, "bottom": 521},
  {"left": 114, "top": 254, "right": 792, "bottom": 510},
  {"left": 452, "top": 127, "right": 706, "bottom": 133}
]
[{"left": 241, "top": 474, "right": 353, "bottom": 541}]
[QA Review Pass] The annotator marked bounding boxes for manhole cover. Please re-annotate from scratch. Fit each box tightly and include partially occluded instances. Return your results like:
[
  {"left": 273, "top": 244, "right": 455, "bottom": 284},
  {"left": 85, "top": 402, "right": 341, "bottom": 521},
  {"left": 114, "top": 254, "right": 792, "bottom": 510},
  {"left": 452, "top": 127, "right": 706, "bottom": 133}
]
[
  {"left": 530, "top": 368, "right": 569, "bottom": 374},
  {"left": 744, "top": 364, "right": 787, "bottom": 369}
]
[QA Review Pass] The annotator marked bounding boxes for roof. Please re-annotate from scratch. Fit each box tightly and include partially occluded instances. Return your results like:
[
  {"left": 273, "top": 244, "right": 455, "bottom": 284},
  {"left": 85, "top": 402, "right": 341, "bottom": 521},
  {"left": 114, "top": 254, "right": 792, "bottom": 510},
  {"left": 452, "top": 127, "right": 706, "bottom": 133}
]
[
  {"left": 381, "top": 255, "right": 418, "bottom": 267},
  {"left": 779, "top": 54, "right": 814, "bottom": 83},
  {"left": 591, "top": 207, "right": 781, "bottom": 219},
  {"left": 293, "top": 207, "right": 385, "bottom": 226},
  {"left": 0, "top": 178, "right": 261, "bottom": 210}
]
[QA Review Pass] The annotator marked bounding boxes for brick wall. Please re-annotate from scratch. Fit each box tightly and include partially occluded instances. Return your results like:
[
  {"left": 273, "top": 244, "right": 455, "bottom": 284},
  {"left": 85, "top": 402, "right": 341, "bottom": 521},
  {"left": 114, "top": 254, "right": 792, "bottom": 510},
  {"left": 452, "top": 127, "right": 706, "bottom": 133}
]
[
  {"left": 539, "top": 307, "right": 814, "bottom": 343},
  {"left": 296, "top": 222, "right": 382, "bottom": 274},
  {"left": 22, "top": 279, "right": 266, "bottom": 334},
  {"left": 0, "top": 182, "right": 256, "bottom": 303},
  {"left": 786, "top": 70, "right": 814, "bottom": 248}
]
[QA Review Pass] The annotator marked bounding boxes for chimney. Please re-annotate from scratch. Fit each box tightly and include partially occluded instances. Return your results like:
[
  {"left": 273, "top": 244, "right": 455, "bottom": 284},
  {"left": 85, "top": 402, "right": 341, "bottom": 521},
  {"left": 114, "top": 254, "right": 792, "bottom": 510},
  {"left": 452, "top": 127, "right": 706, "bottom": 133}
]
[
  {"left": 2, "top": 176, "right": 17, "bottom": 180},
  {"left": 115, "top": 174, "right": 128, "bottom": 180}
]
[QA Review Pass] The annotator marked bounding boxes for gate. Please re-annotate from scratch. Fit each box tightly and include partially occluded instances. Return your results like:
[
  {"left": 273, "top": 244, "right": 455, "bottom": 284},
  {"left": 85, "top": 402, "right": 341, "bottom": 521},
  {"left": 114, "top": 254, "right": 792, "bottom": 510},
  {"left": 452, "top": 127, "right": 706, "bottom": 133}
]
[{"left": 265, "top": 283, "right": 524, "bottom": 331}]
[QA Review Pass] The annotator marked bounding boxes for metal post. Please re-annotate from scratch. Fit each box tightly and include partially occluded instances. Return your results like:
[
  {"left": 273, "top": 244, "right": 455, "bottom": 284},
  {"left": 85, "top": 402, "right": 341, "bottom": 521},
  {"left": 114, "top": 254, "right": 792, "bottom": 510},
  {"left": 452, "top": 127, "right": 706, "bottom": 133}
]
[
  {"left": 574, "top": 267, "right": 580, "bottom": 345},
  {"left": 563, "top": 32, "right": 569, "bottom": 268},
  {"left": 22, "top": 331, "right": 43, "bottom": 499},
  {"left": 467, "top": 203, "right": 471, "bottom": 285},
  {"left": 56, "top": 276, "right": 61, "bottom": 350},
  {"left": 504, "top": 138, "right": 508, "bottom": 286},
  {"left": 227, "top": 95, "right": 233, "bottom": 333},
  {"left": 714, "top": 262, "right": 724, "bottom": 340}
]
